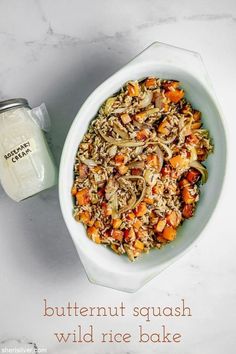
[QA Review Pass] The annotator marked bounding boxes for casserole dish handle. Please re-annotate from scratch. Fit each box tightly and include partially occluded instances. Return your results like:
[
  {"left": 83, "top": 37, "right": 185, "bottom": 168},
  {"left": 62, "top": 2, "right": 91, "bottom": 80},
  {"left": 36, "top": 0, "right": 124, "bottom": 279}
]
[{"left": 126, "top": 41, "right": 215, "bottom": 97}]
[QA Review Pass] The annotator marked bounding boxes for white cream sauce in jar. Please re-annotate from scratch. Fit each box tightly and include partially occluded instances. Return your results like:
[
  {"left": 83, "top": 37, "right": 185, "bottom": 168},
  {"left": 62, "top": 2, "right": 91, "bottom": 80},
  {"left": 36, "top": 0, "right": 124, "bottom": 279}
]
[{"left": 0, "top": 98, "right": 57, "bottom": 201}]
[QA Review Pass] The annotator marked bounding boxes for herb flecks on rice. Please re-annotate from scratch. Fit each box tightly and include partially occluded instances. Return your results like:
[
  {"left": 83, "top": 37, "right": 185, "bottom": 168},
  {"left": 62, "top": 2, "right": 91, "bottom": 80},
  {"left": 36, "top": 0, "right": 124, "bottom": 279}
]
[{"left": 72, "top": 77, "right": 213, "bottom": 261}]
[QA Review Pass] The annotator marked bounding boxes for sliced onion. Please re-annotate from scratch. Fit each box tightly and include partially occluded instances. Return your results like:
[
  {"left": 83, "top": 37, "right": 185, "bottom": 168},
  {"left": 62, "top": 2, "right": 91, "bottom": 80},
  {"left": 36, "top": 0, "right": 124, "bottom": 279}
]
[
  {"left": 180, "top": 126, "right": 191, "bottom": 139},
  {"left": 113, "top": 123, "right": 129, "bottom": 139},
  {"left": 178, "top": 115, "right": 185, "bottom": 130},
  {"left": 79, "top": 156, "right": 98, "bottom": 167},
  {"left": 104, "top": 97, "right": 116, "bottom": 115},
  {"left": 145, "top": 107, "right": 160, "bottom": 117},
  {"left": 154, "top": 92, "right": 165, "bottom": 110},
  {"left": 155, "top": 145, "right": 164, "bottom": 172},
  {"left": 119, "top": 190, "right": 137, "bottom": 214},
  {"left": 189, "top": 147, "right": 197, "bottom": 162},
  {"left": 134, "top": 146, "right": 144, "bottom": 155},
  {"left": 112, "top": 107, "right": 126, "bottom": 114},
  {"left": 121, "top": 175, "right": 147, "bottom": 209},
  {"left": 179, "top": 117, "right": 193, "bottom": 140},
  {"left": 196, "top": 129, "right": 209, "bottom": 138},
  {"left": 144, "top": 169, "right": 158, "bottom": 187},
  {"left": 157, "top": 134, "right": 177, "bottom": 145},
  {"left": 99, "top": 130, "right": 144, "bottom": 147},
  {"left": 134, "top": 108, "right": 161, "bottom": 123},
  {"left": 127, "top": 160, "right": 145, "bottom": 169},
  {"left": 108, "top": 145, "right": 117, "bottom": 157},
  {"left": 145, "top": 140, "right": 172, "bottom": 160},
  {"left": 124, "top": 244, "right": 135, "bottom": 262},
  {"left": 105, "top": 178, "right": 119, "bottom": 200},
  {"left": 133, "top": 120, "right": 142, "bottom": 128},
  {"left": 110, "top": 193, "right": 119, "bottom": 218},
  {"left": 133, "top": 120, "right": 152, "bottom": 130},
  {"left": 139, "top": 91, "right": 153, "bottom": 108},
  {"left": 118, "top": 177, "right": 137, "bottom": 213},
  {"left": 189, "top": 160, "right": 208, "bottom": 184},
  {"left": 157, "top": 141, "right": 173, "bottom": 159}
]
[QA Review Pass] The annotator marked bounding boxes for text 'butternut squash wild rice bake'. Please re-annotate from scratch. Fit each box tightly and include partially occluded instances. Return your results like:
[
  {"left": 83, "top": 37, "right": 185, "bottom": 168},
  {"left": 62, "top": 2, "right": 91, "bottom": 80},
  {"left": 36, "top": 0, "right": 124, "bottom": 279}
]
[{"left": 71, "top": 77, "right": 213, "bottom": 261}]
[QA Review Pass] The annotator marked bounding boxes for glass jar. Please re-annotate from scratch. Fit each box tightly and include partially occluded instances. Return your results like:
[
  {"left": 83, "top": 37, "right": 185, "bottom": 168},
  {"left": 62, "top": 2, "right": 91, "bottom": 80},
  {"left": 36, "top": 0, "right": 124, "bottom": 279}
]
[{"left": 0, "top": 98, "right": 57, "bottom": 201}]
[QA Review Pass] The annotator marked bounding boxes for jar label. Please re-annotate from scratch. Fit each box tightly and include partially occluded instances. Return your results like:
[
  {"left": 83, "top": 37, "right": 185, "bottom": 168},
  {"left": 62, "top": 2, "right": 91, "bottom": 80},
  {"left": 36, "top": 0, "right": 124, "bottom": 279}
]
[{"left": 3, "top": 139, "right": 36, "bottom": 165}]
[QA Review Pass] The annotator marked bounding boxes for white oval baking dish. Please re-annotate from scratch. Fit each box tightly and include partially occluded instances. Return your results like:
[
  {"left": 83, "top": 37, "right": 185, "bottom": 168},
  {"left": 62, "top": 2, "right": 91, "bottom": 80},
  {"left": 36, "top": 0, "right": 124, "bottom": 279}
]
[{"left": 59, "top": 42, "right": 227, "bottom": 292}]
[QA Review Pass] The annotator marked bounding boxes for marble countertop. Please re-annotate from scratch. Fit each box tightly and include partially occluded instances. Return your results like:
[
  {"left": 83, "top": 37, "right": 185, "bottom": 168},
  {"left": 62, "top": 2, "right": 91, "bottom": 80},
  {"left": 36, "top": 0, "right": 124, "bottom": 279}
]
[{"left": 0, "top": 0, "right": 235, "bottom": 353}]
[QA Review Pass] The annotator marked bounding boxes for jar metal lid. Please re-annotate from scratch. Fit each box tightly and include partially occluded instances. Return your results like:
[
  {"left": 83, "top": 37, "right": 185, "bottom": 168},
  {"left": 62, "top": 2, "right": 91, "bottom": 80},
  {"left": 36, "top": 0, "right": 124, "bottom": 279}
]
[{"left": 0, "top": 98, "right": 30, "bottom": 113}]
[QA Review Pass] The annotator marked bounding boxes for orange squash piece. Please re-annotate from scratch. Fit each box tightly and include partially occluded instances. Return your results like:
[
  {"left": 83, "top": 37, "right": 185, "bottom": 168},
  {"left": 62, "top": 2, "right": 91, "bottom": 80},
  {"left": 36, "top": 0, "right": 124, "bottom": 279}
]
[
  {"left": 120, "top": 113, "right": 131, "bottom": 124},
  {"left": 134, "top": 202, "right": 147, "bottom": 217},
  {"left": 101, "top": 202, "right": 112, "bottom": 216},
  {"left": 94, "top": 236, "right": 101, "bottom": 244},
  {"left": 186, "top": 134, "right": 199, "bottom": 145},
  {"left": 145, "top": 78, "right": 157, "bottom": 88},
  {"left": 193, "top": 110, "right": 201, "bottom": 121},
  {"left": 126, "top": 212, "right": 135, "bottom": 220},
  {"left": 136, "top": 129, "right": 148, "bottom": 141},
  {"left": 162, "top": 81, "right": 180, "bottom": 90},
  {"left": 71, "top": 185, "right": 77, "bottom": 196},
  {"left": 76, "top": 188, "right": 90, "bottom": 206},
  {"left": 165, "top": 89, "right": 184, "bottom": 103},
  {"left": 157, "top": 235, "right": 167, "bottom": 243},
  {"left": 186, "top": 168, "right": 201, "bottom": 184},
  {"left": 127, "top": 82, "right": 140, "bottom": 97},
  {"left": 112, "top": 218, "right": 122, "bottom": 229},
  {"left": 179, "top": 178, "right": 190, "bottom": 188},
  {"left": 155, "top": 219, "right": 166, "bottom": 233},
  {"left": 112, "top": 230, "right": 124, "bottom": 242},
  {"left": 182, "top": 187, "right": 195, "bottom": 204},
  {"left": 124, "top": 228, "right": 135, "bottom": 241},
  {"left": 118, "top": 165, "right": 128, "bottom": 175},
  {"left": 146, "top": 154, "right": 159, "bottom": 169},
  {"left": 157, "top": 119, "right": 170, "bottom": 135},
  {"left": 182, "top": 204, "right": 194, "bottom": 218},
  {"left": 163, "top": 226, "right": 177, "bottom": 241},
  {"left": 169, "top": 155, "right": 187, "bottom": 169},
  {"left": 166, "top": 211, "right": 179, "bottom": 228},
  {"left": 152, "top": 184, "right": 164, "bottom": 194},
  {"left": 87, "top": 226, "right": 99, "bottom": 238},
  {"left": 143, "top": 197, "right": 154, "bottom": 205},
  {"left": 78, "top": 211, "right": 91, "bottom": 224},
  {"left": 94, "top": 220, "right": 103, "bottom": 229},
  {"left": 133, "top": 219, "right": 142, "bottom": 230},
  {"left": 134, "top": 111, "right": 147, "bottom": 123},
  {"left": 114, "top": 154, "right": 125, "bottom": 165},
  {"left": 134, "top": 239, "right": 144, "bottom": 250},
  {"left": 87, "top": 219, "right": 95, "bottom": 227}
]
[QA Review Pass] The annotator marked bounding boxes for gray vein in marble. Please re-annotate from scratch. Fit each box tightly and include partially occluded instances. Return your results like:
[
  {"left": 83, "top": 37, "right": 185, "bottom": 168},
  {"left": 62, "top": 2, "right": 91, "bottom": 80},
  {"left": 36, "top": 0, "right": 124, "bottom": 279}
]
[
  {"left": 0, "top": 31, "right": 17, "bottom": 40},
  {"left": 18, "top": 0, "right": 132, "bottom": 49},
  {"left": 24, "top": 25, "right": 131, "bottom": 51},
  {"left": 1, "top": 11, "right": 236, "bottom": 51},
  {"left": 34, "top": 0, "right": 48, "bottom": 24},
  {"left": 26, "top": 14, "right": 236, "bottom": 51},
  {"left": 184, "top": 13, "right": 236, "bottom": 21},
  {"left": 137, "top": 16, "right": 177, "bottom": 29}
]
